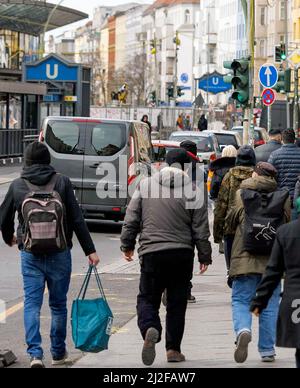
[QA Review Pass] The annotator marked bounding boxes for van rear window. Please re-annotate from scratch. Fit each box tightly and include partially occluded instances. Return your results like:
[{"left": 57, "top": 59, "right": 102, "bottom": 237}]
[
  {"left": 46, "top": 121, "right": 80, "bottom": 154},
  {"left": 90, "top": 123, "right": 127, "bottom": 156}
]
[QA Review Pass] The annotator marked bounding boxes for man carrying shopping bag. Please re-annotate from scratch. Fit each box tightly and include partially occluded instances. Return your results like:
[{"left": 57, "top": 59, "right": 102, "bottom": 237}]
[{"left": 0, "top": 142, "right": 100, "bottom": 369}]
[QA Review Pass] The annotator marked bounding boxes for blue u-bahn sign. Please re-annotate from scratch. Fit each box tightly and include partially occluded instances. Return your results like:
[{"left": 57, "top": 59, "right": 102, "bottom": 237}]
[
  {"left": 24, "top": 54, "right": 79, "bottom": 82},
  {"left": 198, "top": 71, "right": 232, "bottom": 94}
]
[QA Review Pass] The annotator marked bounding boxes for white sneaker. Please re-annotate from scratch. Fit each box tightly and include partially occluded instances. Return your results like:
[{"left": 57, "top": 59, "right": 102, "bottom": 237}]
[
  {"left": 30, "top": 357, "right": 45, "bottom": 369},
  {"left": 52, "top": 352, "right": 71, "bottom": 366}
]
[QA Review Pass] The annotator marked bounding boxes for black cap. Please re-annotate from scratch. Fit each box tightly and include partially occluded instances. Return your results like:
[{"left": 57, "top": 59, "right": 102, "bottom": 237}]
[
  {"left": 236, "top": 145, "right": 256, "bottom": 167},
  {"left": 166, "top": 149, "right": 191, "bottom": 170},
  {"left": 180, "top": 140, "right": 197, "bottom": 157},
  {"left": 24, "top": 142, "right": 51, "bottom": 167},
  {"left": 269, "top": 129, "right": 282, "bottom": 136}
]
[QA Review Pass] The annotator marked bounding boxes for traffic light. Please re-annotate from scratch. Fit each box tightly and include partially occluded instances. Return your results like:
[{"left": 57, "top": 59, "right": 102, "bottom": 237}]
[
  {"left": 275, "top": 44, "right": 287, "bottom": 63},
  {"left": 150, "top": 39, "right": 156, "bottom": 55},
  {"left": 177, "top": 86, "right": 184, "bottom": 97},
  {"left": 223, "top": 59, "right": 250, "bottom": 106},
  {"left": 167, "top": 86, "right": 174, "bottom": 98},
  {"left": 274, "top": 68, "right": 291, "bottom": 93}
]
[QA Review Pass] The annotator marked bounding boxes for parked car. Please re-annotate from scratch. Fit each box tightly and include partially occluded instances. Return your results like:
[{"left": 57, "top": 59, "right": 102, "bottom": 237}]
[
  {"left": 152, "top": 140, "right": 202, "bottom": 168},
  {"left": 169, "top": 131, "right": 220, "bottom": 163},
  {"left": 203, "top": 129, "right": 242, "bottom": 151},
  {"left": 231, "top": 126, "right": 269, "bottom": 147},
  {"left": 40, "top": 117, "right": 153, "bottom": 222}
]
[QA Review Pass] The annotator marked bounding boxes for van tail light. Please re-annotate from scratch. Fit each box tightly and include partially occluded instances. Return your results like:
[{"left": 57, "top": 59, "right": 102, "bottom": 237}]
[
  {"left": 39, "top": 130, "right": 44, "bottom": 142},
  {"left": 128, "top": 136, "right": 137, "bottom": 186},
  {"left": 210, "top": 153, "right": 217, "bottom": 162}
]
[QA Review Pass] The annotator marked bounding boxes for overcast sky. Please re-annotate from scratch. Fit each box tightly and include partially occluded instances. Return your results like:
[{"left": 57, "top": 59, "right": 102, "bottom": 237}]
[{"left": 48, "top": 0, "right": 151, "bottom": 37}]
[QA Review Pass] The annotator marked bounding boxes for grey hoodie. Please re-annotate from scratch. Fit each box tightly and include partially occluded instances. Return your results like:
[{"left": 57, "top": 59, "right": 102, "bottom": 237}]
[{"left": 121, "top": 167, "right": 212, "bottom": 264}]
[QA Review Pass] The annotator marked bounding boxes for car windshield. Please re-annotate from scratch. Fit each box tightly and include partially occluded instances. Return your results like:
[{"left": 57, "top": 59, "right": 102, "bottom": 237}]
[
  {"left": 170, "top": 136, "right": 213, "bottom": 152},
  {"left": 215, "top": 134, "right": 238, "bottom": 147}
]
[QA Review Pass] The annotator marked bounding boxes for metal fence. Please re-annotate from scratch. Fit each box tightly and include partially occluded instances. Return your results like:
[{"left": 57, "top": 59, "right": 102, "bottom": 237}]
[{"left": 0, "top": 129, "right": 39, "bottom": 159}]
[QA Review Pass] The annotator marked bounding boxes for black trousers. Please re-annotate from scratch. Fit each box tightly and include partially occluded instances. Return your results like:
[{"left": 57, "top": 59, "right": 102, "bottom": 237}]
[
  {"left": 137, "top": 249, "right": 194, "bottom": 353},
  {"left": 296, "top": 349, "right": 300, "bottom": 369}
]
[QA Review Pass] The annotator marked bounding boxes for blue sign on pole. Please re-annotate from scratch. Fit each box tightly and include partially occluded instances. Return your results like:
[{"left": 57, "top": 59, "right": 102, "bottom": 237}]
[
  {"left": 25, "top": 54, "right": 79, "bottom": 82},
  {"left": 259, "top": 64, "right": 278, "bottom": 89},
  {"left": 180, "top": 73, "right": 189, "bottom": 84},
  {"left": 198, "top": 72, "right": 232, "bottom": 94}
]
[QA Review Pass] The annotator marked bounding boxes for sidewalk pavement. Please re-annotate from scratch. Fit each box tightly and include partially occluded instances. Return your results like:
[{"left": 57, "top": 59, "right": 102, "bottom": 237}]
[
  {"left": 0, "top": 172, "right": 20, "bottom": 186},
  {"left": 74, "top": 243, "right": 295, "bottom": 369}
]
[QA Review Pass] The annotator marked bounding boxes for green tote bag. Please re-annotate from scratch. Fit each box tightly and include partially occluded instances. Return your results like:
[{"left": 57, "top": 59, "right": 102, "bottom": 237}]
[{"left": 71, "top": 265, "right": 114, "bottom": 353}]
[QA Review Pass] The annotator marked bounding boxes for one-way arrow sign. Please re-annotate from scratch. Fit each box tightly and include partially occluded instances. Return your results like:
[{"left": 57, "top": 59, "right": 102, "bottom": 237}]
[{"left": 259, "top": 63, "right": 278, "bottom": 89}]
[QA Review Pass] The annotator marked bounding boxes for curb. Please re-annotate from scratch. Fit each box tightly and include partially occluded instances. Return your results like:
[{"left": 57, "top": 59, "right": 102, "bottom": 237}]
[{"left": 0, "top": 157, "right": 23, "bottom": 167}]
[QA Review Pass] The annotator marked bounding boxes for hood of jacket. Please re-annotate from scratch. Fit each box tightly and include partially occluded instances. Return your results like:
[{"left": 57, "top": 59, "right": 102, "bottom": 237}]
[
  {"left": 230, "top": 166, "right": 254, "bottom": 180},
  {"left": 21, "top": 164, "right": 56, "bottom": 186},
  {"left": 155, "top": 167, "right": 191, "bottom": 188},
  {"left": 209, "top": 157, "right": 236, "bottom": 172},
  {"left": 240, "top": 175, "right": 277, "bottom": 193}
]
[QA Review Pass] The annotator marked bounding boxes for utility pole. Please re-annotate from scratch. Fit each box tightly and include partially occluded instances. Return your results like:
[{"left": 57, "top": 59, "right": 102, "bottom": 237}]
[
  {"left": 248, "top": 0, "right": 255, "bottom": 145},
  {"left": 206, "top": 8, "right": 210, "bottom": 107},
  {"left": 294, "top": 65, "right": 299, "bottom": 134},
  {"left": 173, "top": 31, "right": 180, "bottom": 101},
  {"left": 153, "top": 35, "right": 159, "bottom": 107}
]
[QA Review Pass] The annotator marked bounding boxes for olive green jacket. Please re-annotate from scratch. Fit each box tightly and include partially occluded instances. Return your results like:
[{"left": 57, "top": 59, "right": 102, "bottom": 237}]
[
  {"left": 227, "top": 176, "right": 291, "bottom": 278},
  {"left": 213, "top": 166, "right": 254, "bottom": 243}
]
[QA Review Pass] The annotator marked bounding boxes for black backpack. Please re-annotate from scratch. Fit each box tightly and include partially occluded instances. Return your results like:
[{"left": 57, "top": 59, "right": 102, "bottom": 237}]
[
  {"left": 22, "top": 174, "right": 67, "bottom": 255},
  {"left": 241, "top": 188, "right": 289, "bottom": 255}
]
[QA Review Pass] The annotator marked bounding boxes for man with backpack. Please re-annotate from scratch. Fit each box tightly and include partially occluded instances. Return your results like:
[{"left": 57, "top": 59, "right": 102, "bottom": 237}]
[
  {"left": 226, "top": 162, "right": 291, "bottom": 364},
  {"left": 0, "top": 142, "right": 100, "bottom": 369}
]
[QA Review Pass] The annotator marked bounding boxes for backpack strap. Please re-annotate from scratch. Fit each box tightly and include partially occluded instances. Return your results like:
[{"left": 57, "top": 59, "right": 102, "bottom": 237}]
[{"left": 23, "top": 174, "right": 58, "bottom": 193}]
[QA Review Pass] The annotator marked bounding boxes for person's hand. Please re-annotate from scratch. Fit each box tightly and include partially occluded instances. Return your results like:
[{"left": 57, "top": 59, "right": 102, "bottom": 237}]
[
  {"left": 123, "top": 250, "right": 134, "bottom": 262},
  {"left": 253, "top": 308, "right": 260, "bottom": 318},
  {"left": 8, "top": 235, "right": 17, "bottom": 247},
  {"left": 200, "top": 264, "right": 209, "bottom": 275},
  {"left": 88, "top": 253, "right": 100, "bottom": 267}
]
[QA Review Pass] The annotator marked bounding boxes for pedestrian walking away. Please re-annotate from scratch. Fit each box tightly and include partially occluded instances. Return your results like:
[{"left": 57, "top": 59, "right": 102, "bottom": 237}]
[
  {"left": 0, "top": 142, "right": 100, "bottom": 369},
  {"left": 213, "top": 145, "right": 256, "bottom": 283},
  {"left": 198, "top": 114, "right": 208, "bottom": 131},
  {"left": 268, "top": 129, "right": 300, "bottom": 220},
  {"left": 227, "top": 162, "right": 291, "bottom": 364},
  {"left": 120, "top": 148, "right": 212, "bottom": 366},
  {"left": 255, "top": 129, "right": 282, "bottom": 163},
  {"left": 251, "top": 196, "right": 300, "bottom": 369}
]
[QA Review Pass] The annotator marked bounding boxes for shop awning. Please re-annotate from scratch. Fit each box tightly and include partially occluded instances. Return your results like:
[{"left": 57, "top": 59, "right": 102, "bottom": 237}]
[
  {"left": 0, "top": 80, "right": 46, "bottom": 95},
  {"left": 0, "top": 0, "right": 88, "bottom": 36}
]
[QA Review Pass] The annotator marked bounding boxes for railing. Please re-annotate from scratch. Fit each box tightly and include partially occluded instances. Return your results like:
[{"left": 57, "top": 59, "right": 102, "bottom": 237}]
[{"left": 0, "top": 129, "right": 39, "bottom": 159}]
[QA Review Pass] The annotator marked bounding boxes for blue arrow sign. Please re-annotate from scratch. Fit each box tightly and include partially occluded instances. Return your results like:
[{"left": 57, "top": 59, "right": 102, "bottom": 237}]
[
  {"left": 259, "top": 64, "right": 278, "bottom": 89},
  {"left": 198, "top": 72, "right": 232, "bottom": 94}
]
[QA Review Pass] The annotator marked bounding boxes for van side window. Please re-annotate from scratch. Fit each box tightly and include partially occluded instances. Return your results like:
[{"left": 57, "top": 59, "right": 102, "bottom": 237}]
[
  {"left": 46, "top": 121, "right": 80, "bottom": 154},
  {"left": 89, "top": 123, "right": 126, "bottom": 156}
]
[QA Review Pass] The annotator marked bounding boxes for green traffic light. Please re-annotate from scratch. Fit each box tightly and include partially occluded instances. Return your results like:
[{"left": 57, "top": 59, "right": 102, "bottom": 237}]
[{"left": 281, "top": 53, "right": 287, "bottom": 60}]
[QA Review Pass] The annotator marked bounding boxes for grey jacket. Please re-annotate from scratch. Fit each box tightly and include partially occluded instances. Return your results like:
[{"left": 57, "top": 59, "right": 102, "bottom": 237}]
[{"left": 120, "top": 167, "right": 212, "bottom": 264}]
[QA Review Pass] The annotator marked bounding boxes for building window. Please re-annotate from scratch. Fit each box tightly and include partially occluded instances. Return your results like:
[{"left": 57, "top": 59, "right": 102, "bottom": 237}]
[
  {"left": 185, "top": 10, "right": 191, "bottom": 24},
  {"left": 280, "top": 1, "right": 286, "bottom": 21},
  {"left": 259, "top": 40, "right": 266, "bottom": 58},
  {"left": 260, "top": 7, "right": 266, "bottom": 26}
]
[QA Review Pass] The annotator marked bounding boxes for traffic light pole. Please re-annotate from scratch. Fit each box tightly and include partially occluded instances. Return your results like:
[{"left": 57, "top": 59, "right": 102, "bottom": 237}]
[
  {"left": 173, "top": 31, "right": 179, "bottom": 101},
  {"left": 294, "top": 65, "right": 299, "bottom": 135},
  {"left": 154, "top": 36, "right": 159, "bottom": 107}
]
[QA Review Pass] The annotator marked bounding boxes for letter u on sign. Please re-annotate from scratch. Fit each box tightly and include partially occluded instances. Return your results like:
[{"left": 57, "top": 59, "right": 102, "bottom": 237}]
[
  {"left": 212, "top": 77, "right": 219, "bottom": 86},
  {"left": 46, "top": 64, "right": 59, "bottom": 80}
]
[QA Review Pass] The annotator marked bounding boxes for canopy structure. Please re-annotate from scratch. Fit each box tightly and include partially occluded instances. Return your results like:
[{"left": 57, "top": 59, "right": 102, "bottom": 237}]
[{"left": 0, "top": 0, "right": 88, "bottom": 36}]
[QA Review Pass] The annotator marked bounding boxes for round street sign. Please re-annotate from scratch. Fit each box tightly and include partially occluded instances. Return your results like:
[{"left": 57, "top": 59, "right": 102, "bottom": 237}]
[
  {"left": 259, "top": 63, "right": 278, "bottom": 89},
  {"left": 262, "top": 88, "right": 276, "bottom": 107}
]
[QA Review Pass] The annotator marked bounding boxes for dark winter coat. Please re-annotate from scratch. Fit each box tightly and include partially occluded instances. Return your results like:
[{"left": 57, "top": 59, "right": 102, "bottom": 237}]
[
  {"left": 213, "top": 166, "right": 254, "bottom": 243},
  {"left": 121, "top": 167, "right": 212, "bottom": 264},
  {"left": 198, "top": 116, "right": 208, "bottom": 131},
  {"left": 255, "top": 140, "right": 282, "bottom": 163},
  {"left": 227, "top": 176, "right": 291, "bottom": 278},
  {"left": 0, "top": 164, "right": 95, "bottom": 256},
  {"left": 251, "top": 220, "right": 300, "bottom": 349},
  {"left": 268, "top": 144, "right": 300, "bottom": 201},
  {"left": 209, "top": 157, "right": 236, "bottom": 200}
]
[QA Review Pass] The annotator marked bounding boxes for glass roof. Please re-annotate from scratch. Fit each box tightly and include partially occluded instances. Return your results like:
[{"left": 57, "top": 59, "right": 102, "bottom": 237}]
[{"left": 0, "top": 0, "right": 88, "bottom": 36}]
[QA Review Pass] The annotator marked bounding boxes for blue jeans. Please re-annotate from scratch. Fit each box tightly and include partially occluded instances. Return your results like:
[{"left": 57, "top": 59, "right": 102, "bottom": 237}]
[
  {"left": 21, "top": 249, "right": 72, "bottom": 359},
  {"left": 232, "top": 275, "right": 281, "bottom": 358}
]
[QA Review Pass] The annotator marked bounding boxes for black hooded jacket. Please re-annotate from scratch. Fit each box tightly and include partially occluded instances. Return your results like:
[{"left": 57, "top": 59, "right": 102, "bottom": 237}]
[
  {"left": 209, "top": 157, "right": 236, "bottom": 200},
  {"left": 0, "top": 164, "right": 96, "bottom": 256}
]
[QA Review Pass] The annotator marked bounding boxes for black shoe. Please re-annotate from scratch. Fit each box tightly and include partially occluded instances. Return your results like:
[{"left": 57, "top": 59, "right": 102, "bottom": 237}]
[
  {"left": 234, "top": 331, "right": 252, "bottom": 364},
  {"left": 187, "top": 295, "right": 196, "bottom": 304},
  {"left": 30, "top": 357, "right": 45, "bottom": 369}
]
